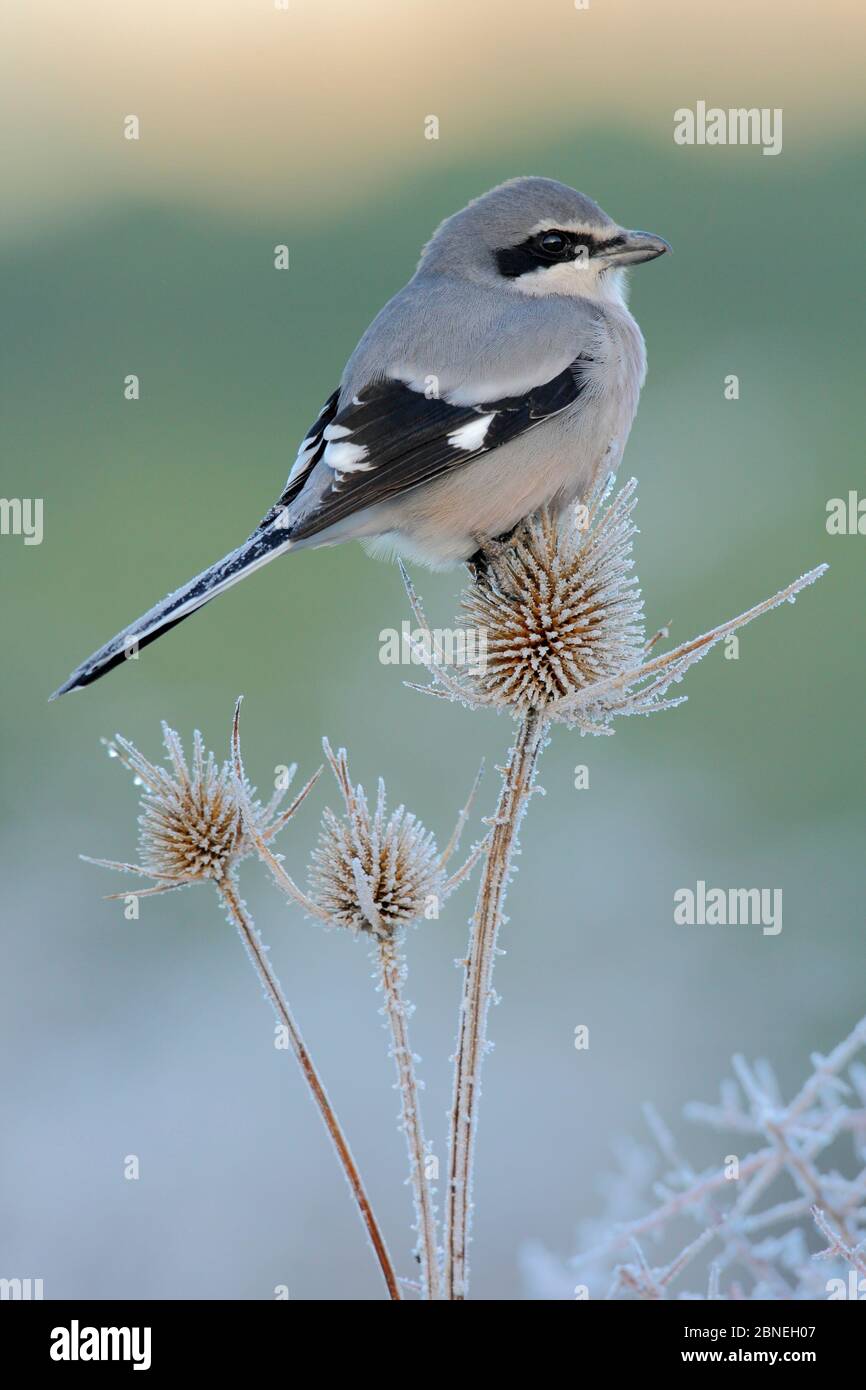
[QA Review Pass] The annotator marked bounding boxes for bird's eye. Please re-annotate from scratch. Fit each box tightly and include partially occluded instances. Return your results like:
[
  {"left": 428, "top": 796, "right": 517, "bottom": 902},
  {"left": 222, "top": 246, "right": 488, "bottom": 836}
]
[{"left": 538, "top": 232, "right": 569, "bottom": 256}]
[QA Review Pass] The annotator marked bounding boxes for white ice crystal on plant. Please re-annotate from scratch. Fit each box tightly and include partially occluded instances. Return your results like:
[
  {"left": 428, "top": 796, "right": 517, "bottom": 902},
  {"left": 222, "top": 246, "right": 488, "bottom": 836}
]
[
  {"left": 460, "top": 478, "right": 646, "bottom": 712},
  {"left": 521, "top": 1016, "right": 866, "bottom": 1300},
  {"left": 307, "top": 739, "right": 486, "bottom": 939},
  {"left": 308, "top": 740, "right": 446, "bottom": 936},
  {"left": 84, "top": 721, "right": 316, "bottom": 894},
  {"left": 400, "top": 476, "right": 827, "bottom": 735}
]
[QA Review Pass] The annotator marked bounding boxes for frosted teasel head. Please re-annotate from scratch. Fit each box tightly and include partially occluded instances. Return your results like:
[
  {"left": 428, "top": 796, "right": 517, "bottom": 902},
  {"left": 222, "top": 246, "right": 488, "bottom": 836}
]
[
  {"left": 399, "top": 477, "right": 828, "bottom": 735},
  {"left": 308, "top": 740, "right": 487, "bottom": 938},
  {"left": 84, "top": 719, "right": 319, "bottom": 897},
  {"left": 461, "top": 476, "right": 645, "bottom": 713}
]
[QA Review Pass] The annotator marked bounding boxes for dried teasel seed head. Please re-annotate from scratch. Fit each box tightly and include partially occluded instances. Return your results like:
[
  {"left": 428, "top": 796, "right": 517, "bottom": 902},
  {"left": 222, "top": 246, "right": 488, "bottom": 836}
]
[
  {"left": 95, "top": 721, "right": 292, "bottom": 890},
  {"left": 400, "top": 478, "right": 826, "bottom": 734},
  {"left": 460, "top": 478, "right": 645, "bottom": 714},
  {"left": 308, "top": 744, "right": 444, "bottom": 936}
]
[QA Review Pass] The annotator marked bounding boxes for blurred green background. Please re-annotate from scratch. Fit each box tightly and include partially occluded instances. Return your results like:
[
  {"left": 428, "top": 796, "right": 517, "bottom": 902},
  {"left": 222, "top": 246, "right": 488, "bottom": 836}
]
[{"left": 1, "top": 0, "right": 863, "bottom": 1300}]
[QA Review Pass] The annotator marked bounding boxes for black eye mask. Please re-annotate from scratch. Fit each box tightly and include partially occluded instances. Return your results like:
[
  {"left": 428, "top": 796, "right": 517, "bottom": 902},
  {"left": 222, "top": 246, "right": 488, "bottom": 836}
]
[{"left": 495, "top": 229, "right": 626, "bottom": 278}]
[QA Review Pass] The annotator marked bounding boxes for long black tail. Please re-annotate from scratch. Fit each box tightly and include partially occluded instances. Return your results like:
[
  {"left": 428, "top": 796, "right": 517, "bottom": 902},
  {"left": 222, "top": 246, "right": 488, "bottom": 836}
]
[{"left": 50, "top": 520, "right": 294, "bottom": 698}]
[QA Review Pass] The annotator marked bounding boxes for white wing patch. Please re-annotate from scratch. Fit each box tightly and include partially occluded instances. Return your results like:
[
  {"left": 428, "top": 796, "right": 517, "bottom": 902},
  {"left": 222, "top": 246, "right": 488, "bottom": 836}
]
[
  {"left": 286, "top": 435, "right": 319, "bottom": 486},
  {"left": 324, "top": 439, "right": 371, "bottom": 473},
  {"left": 285, "top": 360, "right": 590, "bottom": 544},
  {"left": 447, "top": 414, "right": 495, "bottom": 452},
  {"left": 285, "top": 391, "right": 340, "bottom": 488}
]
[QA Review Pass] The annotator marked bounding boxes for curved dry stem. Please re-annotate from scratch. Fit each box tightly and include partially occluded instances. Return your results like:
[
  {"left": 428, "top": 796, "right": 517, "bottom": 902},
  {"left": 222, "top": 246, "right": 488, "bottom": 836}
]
[
  {"left": 444, "top": 707, "right": 548, "bottom": 1299},
  {"left": 230, "top": 699, "right": 332, "bottom": 925},
  {"left": 80, "top": 854, "right": 183, "bottom": 880},
  {"left": 352, "top": 856, "right": 387, "bottom": 936},
  {"left": 443, "top": 838, "right": 491, "bottom": 898},
  {"left": 441, "top": 761, "right": 485, "bottom": 867},
  {"left": 398, "top": 560, "right": 492, "bottom": 707},
  {"left": 260, "top": 764, "right": 324, "bottom": 842},
  {"left": 218, "top": 876, "right": 401, "bottom": 1301},
  {"left": 377, "top": 935, "right": 441, "bottom": 1300},
  {"left": 546, "top": 564, "right": 828, "bottom": 720}
]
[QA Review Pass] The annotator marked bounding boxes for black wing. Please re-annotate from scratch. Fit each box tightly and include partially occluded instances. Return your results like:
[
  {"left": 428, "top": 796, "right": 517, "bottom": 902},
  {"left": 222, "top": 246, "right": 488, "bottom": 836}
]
[
  {"left": 257, "top": 388, "right": 341, "bottom": 529},
  {"left": 287, "top": 358, "right": 593, "bottom": 542}
]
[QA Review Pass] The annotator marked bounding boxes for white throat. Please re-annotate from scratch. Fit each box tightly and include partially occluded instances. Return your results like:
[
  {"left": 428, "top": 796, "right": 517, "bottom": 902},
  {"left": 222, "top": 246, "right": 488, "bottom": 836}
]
[{"left": 511, "top": 261, "right": 629, "bottom": 307}]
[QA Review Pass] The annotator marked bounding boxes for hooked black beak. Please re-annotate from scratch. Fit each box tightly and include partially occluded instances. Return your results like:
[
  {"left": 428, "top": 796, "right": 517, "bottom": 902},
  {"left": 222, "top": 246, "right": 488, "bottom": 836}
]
[{"left": 603, "top": 230, "right": 671, "bottom": 267}]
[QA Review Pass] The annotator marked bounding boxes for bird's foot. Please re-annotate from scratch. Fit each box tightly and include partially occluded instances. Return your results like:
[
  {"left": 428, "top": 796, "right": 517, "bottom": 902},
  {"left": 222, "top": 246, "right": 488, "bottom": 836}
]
[{"left": 465, "top": 525, "right": 520, "bottom": 583}]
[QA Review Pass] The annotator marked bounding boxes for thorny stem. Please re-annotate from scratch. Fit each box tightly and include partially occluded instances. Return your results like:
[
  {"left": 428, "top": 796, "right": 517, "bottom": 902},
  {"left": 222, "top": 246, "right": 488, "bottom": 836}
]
[
  {"left": 545, "top": 563, "right": 828, "bottom": 720},
  {"left": 218, "top": 875, "right": 401, "bottom": 1302},
  {"left": 577, "top": 1014, "right": 866, "bottom": 1280},
  {"left": 812, "top": 1204, "right": 866, "bottom": 1279},
  {"left": 377, "top": 935, "right": 441, "bottom": 1300},
  {"left": 230, "top": 700, "right": 333, "bottom": 927},
  {"left": 444, "top": 706, "right": 548, "bottom": 1299}
]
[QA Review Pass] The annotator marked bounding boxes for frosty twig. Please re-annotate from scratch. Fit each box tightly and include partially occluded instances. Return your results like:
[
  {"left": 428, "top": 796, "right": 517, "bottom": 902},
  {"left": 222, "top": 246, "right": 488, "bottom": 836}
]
[
  {"left": 377, "top": 934, "right": 441, "bottom": 1299},
  {"left": 86, "top": 716, "right": 401, "bottom": 1301},
  {"left": 219, "top": 877, "right": 401, "bottom": 1300},
  {"left": 444, "top": 707, "right": 548, "bottom": 1299}
]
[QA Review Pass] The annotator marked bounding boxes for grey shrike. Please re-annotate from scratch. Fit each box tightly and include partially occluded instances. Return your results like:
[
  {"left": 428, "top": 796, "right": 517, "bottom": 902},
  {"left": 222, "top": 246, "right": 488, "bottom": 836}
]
[{"left": 52, "top": 176, "right": 668, "bottom": 697}]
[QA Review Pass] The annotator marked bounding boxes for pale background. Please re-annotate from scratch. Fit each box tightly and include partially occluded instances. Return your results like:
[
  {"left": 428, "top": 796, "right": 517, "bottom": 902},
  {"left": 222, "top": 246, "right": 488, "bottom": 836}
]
[{"left": 1, "top": 0, "right": 864, "bottom": 1299}]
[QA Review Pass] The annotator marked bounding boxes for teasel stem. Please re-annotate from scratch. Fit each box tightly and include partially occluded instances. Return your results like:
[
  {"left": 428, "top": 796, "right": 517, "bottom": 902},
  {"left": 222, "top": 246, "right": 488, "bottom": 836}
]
[
  {"left": 376, "top": 931, "right": 442, "bottom": 1300},
  {"left": 444, "top": 707, "right": 549, "bottom": 1299},
  {"left": 218, "top": 874, "right": 401, "bottom": 1301}
]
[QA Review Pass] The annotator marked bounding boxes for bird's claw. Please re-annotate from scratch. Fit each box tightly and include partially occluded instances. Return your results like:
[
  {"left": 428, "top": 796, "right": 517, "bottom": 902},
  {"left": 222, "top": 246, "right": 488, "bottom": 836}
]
[{"left": 466, "top": 527, "right": 519, "bottom": 582}]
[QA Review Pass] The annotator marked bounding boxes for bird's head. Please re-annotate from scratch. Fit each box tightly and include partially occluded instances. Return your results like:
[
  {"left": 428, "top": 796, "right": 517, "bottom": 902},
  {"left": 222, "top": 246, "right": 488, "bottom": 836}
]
[{"left": 419, "top": 176, "right": 669, "bottom": 304}]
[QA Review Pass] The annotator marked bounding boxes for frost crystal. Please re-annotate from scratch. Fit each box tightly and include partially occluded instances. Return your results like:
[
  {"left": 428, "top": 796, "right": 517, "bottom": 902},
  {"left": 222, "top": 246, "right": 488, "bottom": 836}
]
[
  {"left": 308, "top": 741, "right": 445, "bottom": 936},
  {"left": 400, "top": 476, "right": 827, "bottom": 735},
  {"left": 85, "top": 721, "right": 311, "bottom": 894},
  {"left": 461, "top": 478, "right": 645, "bottom": 712},
  {"left": 522, "top": 1016, "right": 866, "bottom": 1301}
]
